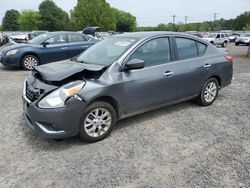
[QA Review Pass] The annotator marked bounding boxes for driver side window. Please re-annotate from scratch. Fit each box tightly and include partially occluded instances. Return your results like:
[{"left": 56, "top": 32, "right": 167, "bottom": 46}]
[
  {"left": 130, "top": 37, "right": 171, "bottom": 67},
  {"left": 45, "top": 35, "right": 67, "bottom": 45}
]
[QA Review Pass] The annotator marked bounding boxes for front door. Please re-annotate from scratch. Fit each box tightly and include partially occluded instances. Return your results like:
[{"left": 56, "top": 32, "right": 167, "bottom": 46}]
[{"left": 120, "top": 37, "right": 181, "bottom": 113}]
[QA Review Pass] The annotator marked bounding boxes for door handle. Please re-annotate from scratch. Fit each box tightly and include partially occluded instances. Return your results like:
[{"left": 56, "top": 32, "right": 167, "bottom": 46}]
[
  {"left": 61, "top": 47, "right": 68, "bottom": 50},
  {"left": 204, "top": 64, "right": 211, "bottom": 68},
  {"left": 164, "top": 71, "right": 174, "bottom": 77}
]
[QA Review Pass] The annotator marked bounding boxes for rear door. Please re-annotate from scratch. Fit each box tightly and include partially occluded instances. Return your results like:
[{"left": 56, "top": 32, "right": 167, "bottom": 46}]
[
  {"left": 67, "top": 34, "right": 93, "bottom": 58},
  {"left": 120, "top": 37, "right": 181, "bottom": 113},
  {"left": 40, "top": 34, "right": 69, "bottom": 63},
  {"left": 174, "top": 37, "right": 211, "bottom": 98}
]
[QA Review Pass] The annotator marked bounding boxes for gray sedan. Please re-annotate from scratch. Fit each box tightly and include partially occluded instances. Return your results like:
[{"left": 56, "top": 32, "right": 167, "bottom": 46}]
[{"left": 22, "top": 32, "right": 233, "bottom": 142}]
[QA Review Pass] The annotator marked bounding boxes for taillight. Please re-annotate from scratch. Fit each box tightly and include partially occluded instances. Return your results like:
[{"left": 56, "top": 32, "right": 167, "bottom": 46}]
[{"left": 225, "top": 55, "right": 233, "bottom": 63}]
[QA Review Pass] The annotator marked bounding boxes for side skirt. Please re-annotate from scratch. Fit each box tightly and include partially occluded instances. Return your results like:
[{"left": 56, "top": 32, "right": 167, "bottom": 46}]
[{"left": 118, "top": 95, "right": 198, "bottom": 120}]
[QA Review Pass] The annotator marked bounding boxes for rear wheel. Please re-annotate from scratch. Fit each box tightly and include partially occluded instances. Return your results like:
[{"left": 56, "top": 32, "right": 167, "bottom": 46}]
[
  {"left": 79, "top": 101, "right": 116, "bottom": 142},
  {"left": 21, "top": 55, "right": 39, "bottom": 70},
  {"left": 235, "top": 42, "right": 239, "bottom": 46},
  {"left": 196, "top": 78, "right": 219, "bottom": 106}
]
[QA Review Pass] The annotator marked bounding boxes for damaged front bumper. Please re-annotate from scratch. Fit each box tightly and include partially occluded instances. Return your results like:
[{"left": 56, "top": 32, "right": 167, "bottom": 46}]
[{"left": 23, "top": 96, "right": 87, "bottom": 139}]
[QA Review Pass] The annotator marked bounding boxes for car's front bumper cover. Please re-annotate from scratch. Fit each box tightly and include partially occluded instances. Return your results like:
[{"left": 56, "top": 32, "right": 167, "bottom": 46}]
[{"left": 22, "top": 96, "right": 87, "bottom": 139}]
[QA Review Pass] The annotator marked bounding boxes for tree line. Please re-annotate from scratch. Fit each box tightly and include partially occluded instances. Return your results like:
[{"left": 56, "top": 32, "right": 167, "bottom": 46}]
[
  {"left": 1, "top": 0, "right": 136, "bottom": 32},
  {"left": 138, "top": 11, "right": 250, "bottom": 32},
  {"left": 1, "top": 0, "right": 249, "bottom": 32}
]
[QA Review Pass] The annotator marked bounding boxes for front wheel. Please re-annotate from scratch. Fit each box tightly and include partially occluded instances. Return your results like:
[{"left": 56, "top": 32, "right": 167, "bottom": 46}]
[
  {"left": 222, "top": 41, "right": 227, "bottom": 47},
  {"left": 79, "top": 101, "right": 116, "bottom": 142},
  {"left": 21, "top": 55, "right": 39, "bottom": 70},
  {"left": 196, "top": 78, "right": 219, "bottom": 106}
]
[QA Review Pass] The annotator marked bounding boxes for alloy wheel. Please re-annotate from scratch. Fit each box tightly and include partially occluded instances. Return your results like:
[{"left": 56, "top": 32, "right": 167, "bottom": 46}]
[
  {"left": 204, "top": 81, "right": 217, "bottom": 103},
  {"left": 23, "top": 56, "right": 38, "bottom": 70},
  {"left": 84, "top": 108, "right": 112, "bottom": 138}
]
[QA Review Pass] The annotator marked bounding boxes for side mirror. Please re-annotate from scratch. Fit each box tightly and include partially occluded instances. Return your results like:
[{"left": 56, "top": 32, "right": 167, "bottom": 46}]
[
  {"left": 124, "top": 58, "right": 145, "bottom": 71},
  {"left": 42, "top": 42, "right": 49, "bottom": 47}
]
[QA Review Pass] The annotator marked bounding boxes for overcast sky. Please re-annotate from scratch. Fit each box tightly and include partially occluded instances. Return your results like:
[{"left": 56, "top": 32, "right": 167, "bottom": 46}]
[{"left": 0, "top": 0, "right": 249, "bottom": 26}]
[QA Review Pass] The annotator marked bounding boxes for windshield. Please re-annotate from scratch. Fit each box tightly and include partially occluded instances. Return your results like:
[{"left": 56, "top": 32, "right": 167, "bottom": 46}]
[
  {"left": 29, "top": 33, "right": 50, "bottom": 44},
  {"left": 241, "top": 33, "right": 250, "bottom": 37},
  {"left": 76, "top": 37, "right": 138, "bottom": 66}
]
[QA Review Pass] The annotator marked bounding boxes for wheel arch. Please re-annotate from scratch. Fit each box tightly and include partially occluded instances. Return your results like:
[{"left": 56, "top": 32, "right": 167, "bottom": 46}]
[
  {"left": 88, "top": 96, "right": 120, "bottom": 119},
  {"left": 21, "top": 52, "right": 41, "bottom": 65},
  {"left": 209, "top": 75, "right": 222, "bottom": 87}
]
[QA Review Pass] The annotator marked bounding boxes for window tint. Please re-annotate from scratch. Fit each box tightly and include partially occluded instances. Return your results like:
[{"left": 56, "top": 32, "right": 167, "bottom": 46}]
[
  {"left": 197, "top": 42, "right": 207, "bottom": 55},
  {"left": 221, "top": 34, "right": 225, "bottom": 38},
  {"left": 45, "top": 35, "right": 67, "bottom": 44},
  {"left": 130, "top": 38, "right": 171, "bottom": 67},
  {"left": 69, "top": 34, "right": 86, "bottom": 42},
  {"left": 175, "top": 38, "right": 198, "bottom": 59}
]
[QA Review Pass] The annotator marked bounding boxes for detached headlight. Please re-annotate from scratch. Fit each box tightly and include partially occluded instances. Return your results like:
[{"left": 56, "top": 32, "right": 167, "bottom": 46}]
[
  {"left": 38, "top": 80, "right": 85, "bottom": 109},
  {"left": 6, "top": 49, "right": 18, "bottom": 56}
]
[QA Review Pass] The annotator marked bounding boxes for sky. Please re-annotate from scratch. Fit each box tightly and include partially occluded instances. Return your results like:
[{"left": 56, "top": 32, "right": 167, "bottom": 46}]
[{"left": 0, "top": 0, "right": 249, "bottom": 26}]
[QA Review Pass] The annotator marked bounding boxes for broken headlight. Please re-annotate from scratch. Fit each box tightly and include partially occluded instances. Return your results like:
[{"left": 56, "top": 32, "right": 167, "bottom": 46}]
[{"left": 38, "top": 80, "right": 85, "bottom": 109}]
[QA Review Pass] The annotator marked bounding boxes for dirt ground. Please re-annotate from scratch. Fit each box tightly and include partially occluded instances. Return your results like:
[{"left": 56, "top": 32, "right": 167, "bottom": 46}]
[{"left": 0, "top": 43, "right": 249, "bottom": 188}]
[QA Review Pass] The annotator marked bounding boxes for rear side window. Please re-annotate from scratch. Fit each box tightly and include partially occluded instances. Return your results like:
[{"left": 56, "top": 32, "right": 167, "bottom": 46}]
[
  {"left": 45, "top": 35, "right": 67, "bottom": 44},
  {"left": 68, "top": 34, "right": 87, "bottom": 42},
  {"left": 197, "top": 42, "right": 207, "bottom": 55},
  {"left": 130, "top": 37, "right": 171, "bottom": 67},
  {"left": 175, "top": 37, "right": 198, "bottom": 59}
]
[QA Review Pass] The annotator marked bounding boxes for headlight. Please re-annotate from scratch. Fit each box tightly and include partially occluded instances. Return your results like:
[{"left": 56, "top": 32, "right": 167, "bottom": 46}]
[
  {"left": 38, "top": 80, "right": 85, "bottom": 109},
  {"left": 6, "top": 49, "right": 18, "bottom": 56}
]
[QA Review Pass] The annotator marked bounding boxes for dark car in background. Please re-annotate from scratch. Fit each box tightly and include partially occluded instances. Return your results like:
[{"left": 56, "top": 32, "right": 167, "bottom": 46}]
[
  {"left": 0, "top": 32, "right": 97, "bottom": 70},
  {"left": 22, "top": 32, "right": 233, "bottom": 142}
]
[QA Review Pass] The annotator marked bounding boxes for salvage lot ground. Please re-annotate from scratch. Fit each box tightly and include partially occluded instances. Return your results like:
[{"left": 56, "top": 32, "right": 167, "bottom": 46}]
[{"left": 0, "top": 43, "right": 249, "bottom": 188}]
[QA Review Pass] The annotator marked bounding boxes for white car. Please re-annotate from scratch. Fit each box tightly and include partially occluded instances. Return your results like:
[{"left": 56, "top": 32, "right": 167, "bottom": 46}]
[
  {"left": 202, "top": 33, "right": 229, "bottom": 47},
  {"left": 235, "top": 33, "right": 250, "bottom": 46}
]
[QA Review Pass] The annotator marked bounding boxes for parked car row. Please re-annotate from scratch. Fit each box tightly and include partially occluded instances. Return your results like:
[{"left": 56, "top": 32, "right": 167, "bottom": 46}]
[{"left": 0, "top": 32, "right": 98, "bottom": 70}]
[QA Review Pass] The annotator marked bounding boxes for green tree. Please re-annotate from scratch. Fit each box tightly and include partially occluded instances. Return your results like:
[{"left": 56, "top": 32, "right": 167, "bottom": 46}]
[
  {"left": 70, "top": 0, "right": 116, "bottom": 31},
  {"left": 113, "top": 8, "right": 137, "bottom": 32},
  {"left": 243, "top": 24, "right": 250, "bottom": 31},
  {"left": 156, "top": 23, "right": 168, "bottom": 31},
  {"left": 0, "top": 25, "right": 2, "bottom": 31},
  {"left": 2, "top": 9, "right": 20, "bottom": 31},
  {"left": 233, "top": 11, "right": 250, "bottom": 30},
  {"left": 18, "top": 10, "right": 41, "bottom": 31},
  {"left": 39, "top": 0, "right": 69, "bottom": 31}
]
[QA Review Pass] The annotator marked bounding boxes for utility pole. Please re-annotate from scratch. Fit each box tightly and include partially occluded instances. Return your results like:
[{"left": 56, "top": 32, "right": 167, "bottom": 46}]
[
  {"left": 172, "top": 14, "right": 176, "bottom": 31},
  {"left": 184, "top": 16, "right": 188, "bottom": 25},
  {"left": 213, "top": 13, "right": 218, "bottom": 22},
  {"left": 213, "top": 13, "right": 218, "bottom": 31}
]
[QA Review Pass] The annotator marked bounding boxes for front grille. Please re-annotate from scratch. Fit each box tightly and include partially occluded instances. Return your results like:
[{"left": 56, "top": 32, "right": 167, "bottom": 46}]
[{"left": 26, "top": 82, "right": 40, "bottom": 102}]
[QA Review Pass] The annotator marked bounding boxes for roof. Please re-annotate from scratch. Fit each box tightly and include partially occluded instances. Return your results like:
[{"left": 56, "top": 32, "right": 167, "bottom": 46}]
[{"left": 114, "top": 31, "right": 195, "bottom": 39}]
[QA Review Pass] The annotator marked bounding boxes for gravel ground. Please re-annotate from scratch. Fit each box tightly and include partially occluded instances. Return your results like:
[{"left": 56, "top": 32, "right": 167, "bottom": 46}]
[{"left": 0, "top": 43, "right": 249, "bottom": 188}]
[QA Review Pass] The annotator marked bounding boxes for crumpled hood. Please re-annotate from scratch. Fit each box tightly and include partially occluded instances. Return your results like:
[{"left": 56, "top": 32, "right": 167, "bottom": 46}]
[{"left": 34, "top": 60, "right": 106, "bottom": 81}]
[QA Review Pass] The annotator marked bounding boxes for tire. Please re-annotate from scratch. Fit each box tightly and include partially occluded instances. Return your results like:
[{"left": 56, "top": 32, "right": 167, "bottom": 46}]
[
  {"left": 196, "top": 78, "right": 219, "bottom": 106},
  {"left": 21, "top": 55, "right": 39, "bottom": 70},
  {"left": 235, "top": 43, "right": 239, "bottom": 46},
  {"left": 79, "top": 101, "right": 116, "bottom": 142},
  {"left": 210, "top": 41, "right": 214, "bottom": 45},
  {"left": 222, "top": 41, "right": 227, "bottom": 47}
]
